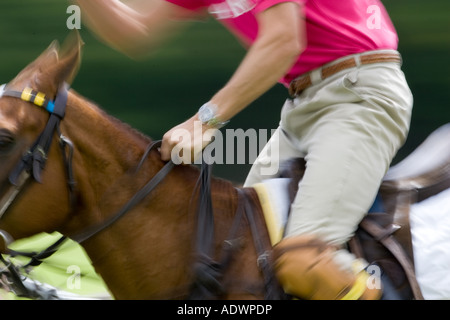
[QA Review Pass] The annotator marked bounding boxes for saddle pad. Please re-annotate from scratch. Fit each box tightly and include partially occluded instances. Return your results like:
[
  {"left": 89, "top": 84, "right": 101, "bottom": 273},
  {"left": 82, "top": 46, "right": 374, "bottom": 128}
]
[
  {"left": 253, "top": 178, "right": 291, "bottom": 246},
  {"left": 252, "top": 178, "right": 383, "bottom": 246},
  {"left": 410, "top": 187, "right": 450, "bottom": 300}
]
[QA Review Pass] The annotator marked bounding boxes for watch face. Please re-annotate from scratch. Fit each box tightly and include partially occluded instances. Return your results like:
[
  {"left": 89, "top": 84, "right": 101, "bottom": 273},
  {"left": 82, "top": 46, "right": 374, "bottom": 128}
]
[{"left": 199, "top": 104, "right": 214, "bottom": 122}]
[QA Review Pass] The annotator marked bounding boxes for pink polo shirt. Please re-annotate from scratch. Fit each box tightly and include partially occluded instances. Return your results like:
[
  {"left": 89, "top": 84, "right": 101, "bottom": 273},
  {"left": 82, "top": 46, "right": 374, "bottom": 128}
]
[{"left": 166, "top": 0, "right": 398, "bottom": 87}]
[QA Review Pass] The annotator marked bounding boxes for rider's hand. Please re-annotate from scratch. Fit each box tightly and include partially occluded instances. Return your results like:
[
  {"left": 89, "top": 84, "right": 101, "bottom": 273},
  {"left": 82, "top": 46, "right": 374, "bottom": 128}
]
[{"left": 160, "top": 116, "right": 217, "bottom": 164}]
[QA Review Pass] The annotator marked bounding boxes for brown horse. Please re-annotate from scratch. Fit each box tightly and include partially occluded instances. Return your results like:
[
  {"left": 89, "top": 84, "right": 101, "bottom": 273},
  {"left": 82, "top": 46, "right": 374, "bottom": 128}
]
[
  {"left": 1, "top": 33, "right": 444, "bottom": 300},
  {"left": 0, "top": 33, "right": 275, "bottom": 300}
]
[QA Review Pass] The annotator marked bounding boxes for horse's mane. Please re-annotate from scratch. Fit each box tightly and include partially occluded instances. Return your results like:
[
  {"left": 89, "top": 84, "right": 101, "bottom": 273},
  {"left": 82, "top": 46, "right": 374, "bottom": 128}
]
[{"left": 68, "top": 89, "right": 240, "bottom": 191}]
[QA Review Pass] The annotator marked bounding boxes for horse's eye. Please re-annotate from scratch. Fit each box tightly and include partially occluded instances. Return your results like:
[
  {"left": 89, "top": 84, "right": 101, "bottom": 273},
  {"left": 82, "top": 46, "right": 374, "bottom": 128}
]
[{"left": 0, "top": 130, "right": 15, "bottom": 152}]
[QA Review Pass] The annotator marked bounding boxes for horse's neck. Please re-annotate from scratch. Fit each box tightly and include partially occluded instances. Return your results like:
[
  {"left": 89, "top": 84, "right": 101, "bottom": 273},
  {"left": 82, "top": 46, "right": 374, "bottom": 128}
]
[
  {"left": 86, "top": 173, "right": 246, "bottom": 299},
  {"left": 56, "top": 92, "right": 264, "bottom": 299},
  {"left": 63, "top": 91, "right": 151, "bottom": 173},
  {"left": 58, "top": 92, "right": 158, "bottom": 231}
]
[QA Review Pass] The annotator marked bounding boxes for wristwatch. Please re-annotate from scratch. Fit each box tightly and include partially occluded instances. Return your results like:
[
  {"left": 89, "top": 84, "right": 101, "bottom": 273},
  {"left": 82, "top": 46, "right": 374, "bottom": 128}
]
[{"left": 198, "top": 102, "right": 229, "bottom": 129}]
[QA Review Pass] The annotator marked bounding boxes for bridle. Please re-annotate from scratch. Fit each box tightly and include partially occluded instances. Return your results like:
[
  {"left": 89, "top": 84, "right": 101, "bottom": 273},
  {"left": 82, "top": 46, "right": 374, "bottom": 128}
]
[
  {"left": 0, "top": 82, "right": 77, "bottom": 296},
  {"left": 0, "top": 82, "right": 74, "bottom": 222}
]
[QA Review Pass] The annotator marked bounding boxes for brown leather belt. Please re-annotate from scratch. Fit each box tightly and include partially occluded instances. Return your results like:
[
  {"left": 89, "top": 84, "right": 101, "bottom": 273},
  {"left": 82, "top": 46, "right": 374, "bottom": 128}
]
[{"left": 288, "top": 52, "right": 402, "bottom": 96}]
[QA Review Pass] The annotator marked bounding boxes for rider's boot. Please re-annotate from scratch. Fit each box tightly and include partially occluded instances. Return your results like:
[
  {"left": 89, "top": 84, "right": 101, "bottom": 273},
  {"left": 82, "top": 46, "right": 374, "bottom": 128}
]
[{"left": 272, "top": 235, "right": 382, "bottom": 300}]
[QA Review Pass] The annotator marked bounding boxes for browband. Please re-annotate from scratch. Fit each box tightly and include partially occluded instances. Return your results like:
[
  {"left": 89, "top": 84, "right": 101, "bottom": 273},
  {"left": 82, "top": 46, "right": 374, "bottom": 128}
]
[{"left": 0, "top": 84, "right": 56, "bottom": 114}]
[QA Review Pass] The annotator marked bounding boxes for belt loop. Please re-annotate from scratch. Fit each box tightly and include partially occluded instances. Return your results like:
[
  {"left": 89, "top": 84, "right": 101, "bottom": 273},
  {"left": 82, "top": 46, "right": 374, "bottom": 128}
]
[
  {"left": 310, "top": 68, "right": 322, "bottom": 85},
  {"left": 354, "top": 54, "right": 362, "bottom": 68}
]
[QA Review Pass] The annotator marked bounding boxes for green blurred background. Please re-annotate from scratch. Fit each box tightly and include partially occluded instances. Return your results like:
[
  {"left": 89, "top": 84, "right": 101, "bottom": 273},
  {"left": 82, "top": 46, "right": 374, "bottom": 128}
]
[{"left": 1, "top": 0, "right": 449, "bottom": 183}]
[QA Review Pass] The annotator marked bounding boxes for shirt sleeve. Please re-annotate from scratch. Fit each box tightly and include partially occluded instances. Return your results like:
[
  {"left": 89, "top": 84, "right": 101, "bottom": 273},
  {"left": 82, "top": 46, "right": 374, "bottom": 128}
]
[
  {"left": 165, "top": 0, "right": 207, "bottom": 11},
  {"left": 254, "top": 0, "right": 305, "bottom": 14}
]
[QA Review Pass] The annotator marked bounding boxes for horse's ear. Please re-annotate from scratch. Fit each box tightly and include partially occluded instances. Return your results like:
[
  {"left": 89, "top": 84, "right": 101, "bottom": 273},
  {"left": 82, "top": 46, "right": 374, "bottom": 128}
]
[
  {"left": 8, "top": 40, "right": 60, "bottom": 91},
  {"left": 50, "top": 30, "right": 84, "bottom": 88},
  {"left": 8, "top": 31, "right": 83, "bottom": 99}
]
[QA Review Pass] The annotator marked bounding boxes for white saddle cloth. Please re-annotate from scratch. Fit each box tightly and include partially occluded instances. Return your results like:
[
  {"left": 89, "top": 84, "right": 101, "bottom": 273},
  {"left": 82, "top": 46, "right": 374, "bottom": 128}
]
[
  {"left": 253, "top": 178, "right": 450, "bottom": 300},
  {"left": 410, "top": 188, "right": 450, "bottom": 300}
]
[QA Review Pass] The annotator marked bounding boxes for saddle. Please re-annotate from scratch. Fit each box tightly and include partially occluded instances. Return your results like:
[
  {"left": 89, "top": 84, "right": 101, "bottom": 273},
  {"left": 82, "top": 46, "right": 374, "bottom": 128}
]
[
  {"left": 254, "top": 123, "right": 450, "bottom": 300},
  {"left": 378, "top": 123, "right": 450, "bottom": 260}
]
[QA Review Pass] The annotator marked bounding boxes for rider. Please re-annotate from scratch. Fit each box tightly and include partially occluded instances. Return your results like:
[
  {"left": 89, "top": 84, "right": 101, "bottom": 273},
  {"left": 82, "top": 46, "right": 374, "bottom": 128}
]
[{"left": 75, "top": 0, "right": 413, "bottom": 299}]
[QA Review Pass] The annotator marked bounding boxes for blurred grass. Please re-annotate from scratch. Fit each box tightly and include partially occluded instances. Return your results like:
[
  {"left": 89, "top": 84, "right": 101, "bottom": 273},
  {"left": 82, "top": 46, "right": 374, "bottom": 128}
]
[
  {"left": 3, "top": 233, "right": 112, "bottom": 300},
  {"left": 0, "top": 0, "right": 449, "bottom": 182}
]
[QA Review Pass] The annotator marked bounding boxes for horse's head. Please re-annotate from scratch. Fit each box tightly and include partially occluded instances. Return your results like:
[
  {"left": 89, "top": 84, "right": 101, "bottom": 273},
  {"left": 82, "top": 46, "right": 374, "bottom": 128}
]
[{"left": 0, "top": 32, "right": 83, "bottom": 252}]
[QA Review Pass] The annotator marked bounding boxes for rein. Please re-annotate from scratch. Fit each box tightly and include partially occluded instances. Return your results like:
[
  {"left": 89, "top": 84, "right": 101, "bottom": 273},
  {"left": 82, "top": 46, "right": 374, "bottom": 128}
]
[
  {"left": 71, "top": 141, "right": 174, "bottom": 244},
  {"left": 0, "top": 84, "right": 175, "bottom": 265}
]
